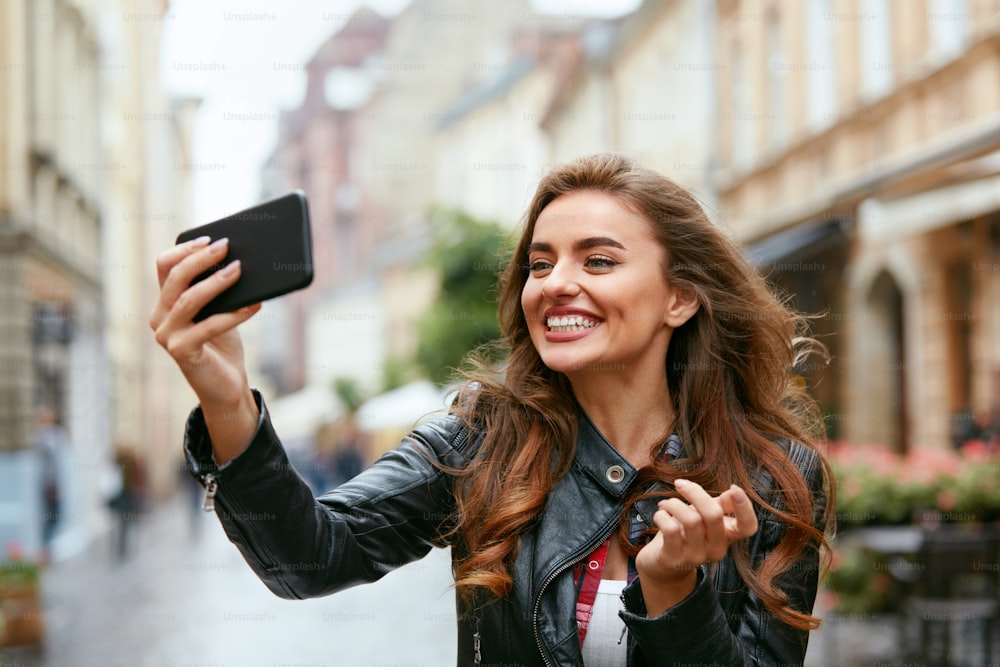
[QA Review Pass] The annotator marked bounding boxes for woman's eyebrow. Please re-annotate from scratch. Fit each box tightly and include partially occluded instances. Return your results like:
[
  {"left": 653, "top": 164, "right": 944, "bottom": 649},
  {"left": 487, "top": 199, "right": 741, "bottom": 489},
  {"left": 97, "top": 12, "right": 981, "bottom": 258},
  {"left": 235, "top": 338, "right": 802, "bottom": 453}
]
[{"left": 528, "top": 237, "right": 627, "bottom": 253}]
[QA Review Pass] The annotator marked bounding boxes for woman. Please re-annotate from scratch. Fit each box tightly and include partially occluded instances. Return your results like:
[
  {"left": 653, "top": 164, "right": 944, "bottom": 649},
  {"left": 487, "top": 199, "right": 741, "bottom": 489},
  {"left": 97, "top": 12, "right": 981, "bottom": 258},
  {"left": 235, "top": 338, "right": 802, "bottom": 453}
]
[{"left": 150, "top": 153, "right": 833, "bottom": 666}]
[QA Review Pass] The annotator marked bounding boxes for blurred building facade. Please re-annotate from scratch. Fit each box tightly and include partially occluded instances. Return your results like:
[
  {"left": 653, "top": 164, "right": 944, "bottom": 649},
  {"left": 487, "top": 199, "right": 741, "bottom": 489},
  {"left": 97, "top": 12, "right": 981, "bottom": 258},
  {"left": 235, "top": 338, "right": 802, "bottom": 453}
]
[
  {"left": 258, "top": 8, "right": 392, "bottom": 398},
  {"left": 540, "top": 0, "right": 718, "bottom": 205},
  {"left": 100, "top": 0, "right": 200, "bottom": 497},
  {"left": 0, "top": 0, "right": 107, "bottom": 559},
  {"left": 714, "top": 0, "right": 1000, "bottom": 451},
  {"left": 0, "top": 0, "right": 196, "bottom": 561},
  {"left": 259, "top": 0, "right": 564, "bottom": 402}
]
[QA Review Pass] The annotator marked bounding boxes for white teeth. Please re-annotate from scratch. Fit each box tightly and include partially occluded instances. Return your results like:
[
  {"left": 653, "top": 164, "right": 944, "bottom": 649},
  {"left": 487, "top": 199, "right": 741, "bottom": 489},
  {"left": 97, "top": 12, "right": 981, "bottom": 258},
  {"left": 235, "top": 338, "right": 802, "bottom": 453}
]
[{"left": 546, "top": 315, "right": 598, "bottom": 332}]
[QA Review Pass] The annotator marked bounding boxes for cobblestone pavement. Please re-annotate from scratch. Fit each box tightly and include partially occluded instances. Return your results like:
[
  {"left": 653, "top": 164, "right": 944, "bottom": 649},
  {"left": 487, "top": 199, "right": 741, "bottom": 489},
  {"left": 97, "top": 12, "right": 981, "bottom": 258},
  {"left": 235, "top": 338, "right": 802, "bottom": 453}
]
[{"left": 2, "top": 494, "right": 457, "bottom": 667}]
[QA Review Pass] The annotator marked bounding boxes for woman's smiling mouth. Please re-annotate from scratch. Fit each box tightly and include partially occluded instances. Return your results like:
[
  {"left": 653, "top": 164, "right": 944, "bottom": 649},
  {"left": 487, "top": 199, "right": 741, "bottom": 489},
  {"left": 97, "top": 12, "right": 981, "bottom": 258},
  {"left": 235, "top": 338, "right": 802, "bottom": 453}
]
[{"left": 546, "top": 314, "right": 600, "bottom": 332}]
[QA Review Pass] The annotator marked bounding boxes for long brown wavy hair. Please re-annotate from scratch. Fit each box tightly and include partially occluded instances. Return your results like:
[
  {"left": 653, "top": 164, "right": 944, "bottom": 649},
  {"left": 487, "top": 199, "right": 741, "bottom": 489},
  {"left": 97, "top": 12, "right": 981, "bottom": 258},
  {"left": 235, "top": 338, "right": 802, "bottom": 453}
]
[{"left": 443, "top": 152, "right": 835, "bottom": 630}]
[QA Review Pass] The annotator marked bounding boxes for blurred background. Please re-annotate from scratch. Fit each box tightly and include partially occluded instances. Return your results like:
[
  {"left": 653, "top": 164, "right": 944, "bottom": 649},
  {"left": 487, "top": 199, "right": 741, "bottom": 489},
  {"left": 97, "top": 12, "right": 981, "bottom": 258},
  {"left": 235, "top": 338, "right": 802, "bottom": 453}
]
[{"left": 1, "top": 0, "right": 999, "bottom": 665}]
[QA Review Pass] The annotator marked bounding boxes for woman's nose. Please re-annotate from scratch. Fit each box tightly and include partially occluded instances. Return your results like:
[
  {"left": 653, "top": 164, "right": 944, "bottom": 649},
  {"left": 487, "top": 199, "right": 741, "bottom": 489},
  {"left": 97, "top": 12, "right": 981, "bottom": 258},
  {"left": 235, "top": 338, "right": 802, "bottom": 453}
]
[{"left": 541, "top": 261, "right": 580, "bottom": 299}]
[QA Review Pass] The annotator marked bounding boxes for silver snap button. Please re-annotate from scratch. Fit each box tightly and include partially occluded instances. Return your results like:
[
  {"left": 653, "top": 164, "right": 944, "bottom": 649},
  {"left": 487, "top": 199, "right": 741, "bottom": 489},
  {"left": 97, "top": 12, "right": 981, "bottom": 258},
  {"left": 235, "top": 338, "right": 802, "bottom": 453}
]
[
  {"left": 606, "top": 465, "right": 625, "bottom": 483},
  {"left": 588, "top": 560, "right": 600, "bottom": 570}
]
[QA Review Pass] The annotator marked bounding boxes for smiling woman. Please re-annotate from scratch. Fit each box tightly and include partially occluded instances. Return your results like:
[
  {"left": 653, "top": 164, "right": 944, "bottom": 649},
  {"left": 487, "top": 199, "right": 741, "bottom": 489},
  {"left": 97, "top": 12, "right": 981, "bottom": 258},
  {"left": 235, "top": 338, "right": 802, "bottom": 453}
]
[
  {"left": 444, "top": 154, "right": 834, "bottom": 661},
  {"left": 151, "top": 152, "right": 833, "bottom": 667}
]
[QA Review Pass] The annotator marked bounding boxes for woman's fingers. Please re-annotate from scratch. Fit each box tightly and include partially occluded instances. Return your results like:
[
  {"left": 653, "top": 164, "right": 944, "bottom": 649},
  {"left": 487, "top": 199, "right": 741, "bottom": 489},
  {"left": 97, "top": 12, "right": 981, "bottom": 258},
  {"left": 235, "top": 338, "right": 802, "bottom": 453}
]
[
  {"left": 155, "top": 235, "right": 211, "bottom": 287},
  {"left": 167, "top": 257, "right": 240, "bottom": 324},
  {"left": 161, "top": 237, "right": 231, "bottom": 309},
  {"left": 150, "top": 238, "right": 232, "bottom": 333},
  {"left": 164, "top": 304, "right": 261, "bottom": 373},
  {"left": 717, "top": 484, "right": 759, "bottom": 541},
  {"left": 654, "top": 480, "right": 759, "bottom": 564}
]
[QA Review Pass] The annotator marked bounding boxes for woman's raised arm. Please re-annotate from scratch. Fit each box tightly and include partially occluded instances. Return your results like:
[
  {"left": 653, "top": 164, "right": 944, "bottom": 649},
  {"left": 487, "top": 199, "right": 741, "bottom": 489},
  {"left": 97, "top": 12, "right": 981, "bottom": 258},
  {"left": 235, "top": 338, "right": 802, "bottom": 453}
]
[{"left": 148, "top": 235, "right": 262, "bottom": 464}]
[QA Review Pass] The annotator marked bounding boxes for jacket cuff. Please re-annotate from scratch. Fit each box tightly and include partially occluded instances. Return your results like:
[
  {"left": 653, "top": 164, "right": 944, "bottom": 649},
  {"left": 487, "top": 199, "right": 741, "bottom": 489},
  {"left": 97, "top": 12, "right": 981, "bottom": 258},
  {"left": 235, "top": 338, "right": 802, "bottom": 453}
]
[
  {"left": 182, "top": 388, "right": 270, "bottom": 484},
  {"left": 620, "top": 566, "right": 735, "bottom": 653}
]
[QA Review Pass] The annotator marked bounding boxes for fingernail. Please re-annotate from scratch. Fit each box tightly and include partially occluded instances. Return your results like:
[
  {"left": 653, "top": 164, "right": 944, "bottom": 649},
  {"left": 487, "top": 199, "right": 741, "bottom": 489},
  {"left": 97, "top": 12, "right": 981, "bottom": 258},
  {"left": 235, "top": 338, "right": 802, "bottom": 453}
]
[
  {"left": 219, "top": 259, "right": 240, "bottom": 277},
  {"left": 732, "top": 488, "right": 747, "bottom": 505},
  {"left": 209, "top": 237, "right": 229, "bottom": 252},
  {"left": 189, "top": 235, "right": 211, "bottom": 247},
  {"left": 675, "top": 479, "right": 689, "bottom": 488}
]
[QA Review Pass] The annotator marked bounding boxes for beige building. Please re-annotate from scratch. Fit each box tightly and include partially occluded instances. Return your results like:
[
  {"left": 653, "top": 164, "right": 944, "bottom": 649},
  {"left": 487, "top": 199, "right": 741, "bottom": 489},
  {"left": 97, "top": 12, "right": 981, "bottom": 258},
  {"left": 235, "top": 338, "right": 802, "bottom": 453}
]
[
  {"left": 432, "top": 52, "right": 556, "bottom": 231},
  {"left": 431, "top": 25, "right": 590, "bottom": 229},
  {"left": 714, "top": 0, "right": 1000, "bottom": 451},
  {"left": 541, "top": 0, "right": 718, "bottom": 202},
  {"left": 100, "top": 0, "right": 200, "bottom": 496},
  {"left": 258, "top": 8, "right": 392, "bottom": 396},
  {"left": 256, "top": 0, "right": 561, "bottom": 404},
  {"left": 0, "top": 0, "right": 197, "bottom": 559},
  {"left": 0, "top": 0, "right": 107, "bottom": 558}
]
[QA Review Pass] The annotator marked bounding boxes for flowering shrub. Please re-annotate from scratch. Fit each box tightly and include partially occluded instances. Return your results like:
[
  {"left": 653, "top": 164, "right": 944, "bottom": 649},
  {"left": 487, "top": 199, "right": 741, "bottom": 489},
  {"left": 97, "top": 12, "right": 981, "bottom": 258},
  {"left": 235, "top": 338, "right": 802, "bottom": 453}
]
[
  {"left": 0, "top": 542, "right": 40, "bottom": 595},
  {"left": 826, "top": 440, "right": 1000, "bottom": 527}
]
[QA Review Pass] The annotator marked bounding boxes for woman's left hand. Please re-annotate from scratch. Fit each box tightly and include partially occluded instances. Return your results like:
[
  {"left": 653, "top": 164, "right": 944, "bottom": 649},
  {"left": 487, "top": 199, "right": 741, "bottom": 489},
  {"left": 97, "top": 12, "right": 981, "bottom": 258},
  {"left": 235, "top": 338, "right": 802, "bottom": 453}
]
[{"left": 634, "top": 478, "right": 758, "bottom": 616}]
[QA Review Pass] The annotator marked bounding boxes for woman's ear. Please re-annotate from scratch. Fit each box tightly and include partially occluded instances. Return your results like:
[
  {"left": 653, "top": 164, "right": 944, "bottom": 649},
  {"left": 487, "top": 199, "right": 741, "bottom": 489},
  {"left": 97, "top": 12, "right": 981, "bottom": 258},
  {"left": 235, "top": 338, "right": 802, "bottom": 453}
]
[{"left": 664, "top": 284, "right": 700, "bottom": 328}]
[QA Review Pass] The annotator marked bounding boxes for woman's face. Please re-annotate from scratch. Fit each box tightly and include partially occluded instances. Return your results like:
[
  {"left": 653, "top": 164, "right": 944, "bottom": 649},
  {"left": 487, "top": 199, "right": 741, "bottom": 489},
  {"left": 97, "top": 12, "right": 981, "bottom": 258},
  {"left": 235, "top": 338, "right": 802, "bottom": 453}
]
[{"left": 521, "top": 190, "right": 694, "bottom": 379}]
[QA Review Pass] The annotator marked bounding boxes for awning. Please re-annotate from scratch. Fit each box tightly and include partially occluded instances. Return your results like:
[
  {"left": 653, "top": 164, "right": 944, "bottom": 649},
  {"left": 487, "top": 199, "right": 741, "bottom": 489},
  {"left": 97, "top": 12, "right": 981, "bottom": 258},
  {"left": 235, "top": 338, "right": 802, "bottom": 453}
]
[
  {"left": 745, "top": 219, "right": 848, "bottom": 268},
  {"left": 268, "top": 384, "right": 343, "bottom": 453},
  {"left": 356, "top": 380, "right": 451, "bottom": 432}
]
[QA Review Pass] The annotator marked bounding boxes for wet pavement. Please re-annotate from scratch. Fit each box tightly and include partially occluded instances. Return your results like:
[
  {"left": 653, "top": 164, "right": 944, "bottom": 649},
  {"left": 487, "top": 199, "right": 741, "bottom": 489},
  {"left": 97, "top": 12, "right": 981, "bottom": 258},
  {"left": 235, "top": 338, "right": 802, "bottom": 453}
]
[{"left": 2, "top": 493, "right": 457, "bottom": 666}]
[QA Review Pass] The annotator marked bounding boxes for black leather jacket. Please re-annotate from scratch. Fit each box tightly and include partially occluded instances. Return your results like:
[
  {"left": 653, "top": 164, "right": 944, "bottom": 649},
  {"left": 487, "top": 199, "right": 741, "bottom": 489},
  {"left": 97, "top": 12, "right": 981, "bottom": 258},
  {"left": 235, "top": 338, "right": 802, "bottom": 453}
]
[{"left": 183, "top": 390, "right": 827, "bottom": 666}]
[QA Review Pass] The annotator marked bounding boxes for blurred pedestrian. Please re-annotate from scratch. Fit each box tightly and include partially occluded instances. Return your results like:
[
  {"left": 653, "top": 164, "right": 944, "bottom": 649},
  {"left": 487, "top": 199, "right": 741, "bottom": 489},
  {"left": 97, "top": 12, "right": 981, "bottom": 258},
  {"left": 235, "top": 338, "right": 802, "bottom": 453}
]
[
  {"left": 178, "top": 458, "right": 206, "bottom": 540},
  {"left": 150, "top": 153, "right": 834, "bottom": 665},
  {"left": 328, "top": 412, "right": 367, "bottom": 488},
  {"left": 107, "top": 443, "right": 148, "bottom": 560},
  {"left": 33, "top": 404, "right": 67, "bottom": 561}
]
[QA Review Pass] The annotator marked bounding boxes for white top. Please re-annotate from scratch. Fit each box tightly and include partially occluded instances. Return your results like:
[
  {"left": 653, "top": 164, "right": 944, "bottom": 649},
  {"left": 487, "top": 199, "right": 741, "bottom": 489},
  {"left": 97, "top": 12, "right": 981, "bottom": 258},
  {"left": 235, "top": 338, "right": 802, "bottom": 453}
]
[{"left": 580, "top": 579, "right": 628, "bottom": 667}]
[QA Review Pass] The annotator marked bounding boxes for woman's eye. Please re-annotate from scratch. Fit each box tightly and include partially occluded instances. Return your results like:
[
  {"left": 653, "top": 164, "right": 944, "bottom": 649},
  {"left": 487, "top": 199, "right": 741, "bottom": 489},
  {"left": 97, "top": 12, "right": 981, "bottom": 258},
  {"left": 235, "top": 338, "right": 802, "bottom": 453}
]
[
  {"left": 585, "top": 255, "right": 617, "bottom": 270},
  {"left": 528, "top": 260, "right": 552, "bottom": 273}
]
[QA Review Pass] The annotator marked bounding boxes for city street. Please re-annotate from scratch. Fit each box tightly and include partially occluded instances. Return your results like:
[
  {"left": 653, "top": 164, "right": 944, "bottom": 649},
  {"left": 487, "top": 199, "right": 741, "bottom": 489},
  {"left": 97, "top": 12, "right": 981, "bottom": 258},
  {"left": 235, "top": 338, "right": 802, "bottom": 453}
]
[
  {"left": 2, "top": 493, "right": 457, "bottom": 667},
  {"left": 2, "top": 491, "right": 988, "bottom": 667}
]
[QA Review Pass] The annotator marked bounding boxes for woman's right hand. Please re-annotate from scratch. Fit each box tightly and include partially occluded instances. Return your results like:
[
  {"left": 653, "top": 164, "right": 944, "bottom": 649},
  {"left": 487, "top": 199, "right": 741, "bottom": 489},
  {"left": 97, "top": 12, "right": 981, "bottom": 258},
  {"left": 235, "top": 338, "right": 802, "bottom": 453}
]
[{"left": 149, "top": 236, "right": 263, "bottom": 463}]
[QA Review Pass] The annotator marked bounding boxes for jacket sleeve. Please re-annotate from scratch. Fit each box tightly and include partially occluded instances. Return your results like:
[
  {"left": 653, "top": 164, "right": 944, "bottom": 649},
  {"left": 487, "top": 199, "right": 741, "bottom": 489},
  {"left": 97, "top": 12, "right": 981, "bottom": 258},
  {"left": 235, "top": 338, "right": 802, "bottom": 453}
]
[
  {"left": 182, "top": 389, "right": 472, "bottom": 600},
  {"left": 619, "top": 442, "right": 829, "bottom": 667}
]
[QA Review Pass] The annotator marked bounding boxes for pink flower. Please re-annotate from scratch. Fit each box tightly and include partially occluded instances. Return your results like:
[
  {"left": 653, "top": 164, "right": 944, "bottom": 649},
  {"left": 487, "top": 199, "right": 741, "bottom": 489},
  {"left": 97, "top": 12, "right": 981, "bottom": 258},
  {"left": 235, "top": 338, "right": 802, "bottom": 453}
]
[
  {"left": 4, "top": 540, "right": 24, "bottom": 561},
  {"left": 936, "top": 489, "right": 957, "bottom": 512},
  {"left": 960, "top": 440, "right": 994, "bottom": 463}
]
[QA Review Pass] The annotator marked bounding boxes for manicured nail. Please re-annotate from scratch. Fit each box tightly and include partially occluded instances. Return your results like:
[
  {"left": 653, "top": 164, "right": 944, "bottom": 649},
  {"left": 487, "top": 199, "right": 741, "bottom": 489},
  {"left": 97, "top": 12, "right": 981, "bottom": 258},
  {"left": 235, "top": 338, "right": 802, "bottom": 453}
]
[
  {"left": 219, "top": 259, "right": 240, "bottom": 277},
  {"left": 675, "top": 479, "right": 689, "bottom": 488},
  {"left": 209, "top": 237, "right": 229, "bottom": 252},
  {"left": 188, "top": 235, "right": 211, "bottom": 247}
]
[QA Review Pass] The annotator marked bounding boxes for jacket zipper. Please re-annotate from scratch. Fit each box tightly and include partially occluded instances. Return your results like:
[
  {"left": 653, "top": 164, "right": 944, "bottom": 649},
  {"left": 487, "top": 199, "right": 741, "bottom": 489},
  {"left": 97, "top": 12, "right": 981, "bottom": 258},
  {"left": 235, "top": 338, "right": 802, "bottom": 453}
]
[
  {"left": 202, "top": 473, "right": 218, "bottom": 512},
  {"left": 198, "top": 470, "right": 297, "bottom": 597},
  {"left": 472, "top": 614, "right": 482, "bottom": 665},
  {"left": 532, "top": 517, "right": 619, "bottom": 667}
]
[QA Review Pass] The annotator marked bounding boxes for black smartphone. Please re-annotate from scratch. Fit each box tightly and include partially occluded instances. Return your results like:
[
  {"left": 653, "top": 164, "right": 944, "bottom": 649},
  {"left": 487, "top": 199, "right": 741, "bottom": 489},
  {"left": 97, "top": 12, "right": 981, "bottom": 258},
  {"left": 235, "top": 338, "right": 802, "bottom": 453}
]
[{"left": 175, "top": 191, "right": 313, "bottom": 322}]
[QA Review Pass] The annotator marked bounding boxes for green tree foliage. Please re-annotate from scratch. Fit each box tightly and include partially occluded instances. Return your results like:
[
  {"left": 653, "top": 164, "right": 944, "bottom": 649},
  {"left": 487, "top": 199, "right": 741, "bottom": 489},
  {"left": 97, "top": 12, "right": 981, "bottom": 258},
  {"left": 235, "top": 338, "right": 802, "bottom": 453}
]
[
  {"left": 331, "top": 376, "right": 364, "bottom": 413},
  {"left": 415, "top": 209, "right": 508, "bottom": 385}
]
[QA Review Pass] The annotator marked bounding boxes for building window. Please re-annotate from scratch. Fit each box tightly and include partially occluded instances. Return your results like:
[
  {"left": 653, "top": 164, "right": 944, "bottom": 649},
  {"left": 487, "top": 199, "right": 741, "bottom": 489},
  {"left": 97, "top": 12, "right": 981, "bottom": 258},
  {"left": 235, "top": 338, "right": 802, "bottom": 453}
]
[
  {"left": 806, "top": 0, "right": 837, "bottom": 130},
  {"left": 731, "top": 40, "right": 754, "bottom": 171},
  {"left": 927, "top": 0, "right": 969, "bottom": 63},
  {"left": 766, "top": 10, "right": 788, "bottom": 152},
  {"left": 860, "top": 0, "right": 893, "bottom": 102}
]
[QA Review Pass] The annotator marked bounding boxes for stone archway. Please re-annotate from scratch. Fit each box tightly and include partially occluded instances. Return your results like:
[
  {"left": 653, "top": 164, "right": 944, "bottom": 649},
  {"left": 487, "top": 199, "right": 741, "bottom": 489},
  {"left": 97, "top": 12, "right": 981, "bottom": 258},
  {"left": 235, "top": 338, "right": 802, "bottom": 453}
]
[{"left": 862, "top": 270, "right": 908, "bottom": 453}]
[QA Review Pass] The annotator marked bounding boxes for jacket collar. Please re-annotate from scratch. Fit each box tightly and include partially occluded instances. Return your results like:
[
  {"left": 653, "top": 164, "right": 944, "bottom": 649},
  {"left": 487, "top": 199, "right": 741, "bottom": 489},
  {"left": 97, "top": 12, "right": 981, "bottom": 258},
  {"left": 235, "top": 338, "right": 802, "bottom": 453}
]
[{"left": 572, "top": 409, "right": 641, "bottom": 498}]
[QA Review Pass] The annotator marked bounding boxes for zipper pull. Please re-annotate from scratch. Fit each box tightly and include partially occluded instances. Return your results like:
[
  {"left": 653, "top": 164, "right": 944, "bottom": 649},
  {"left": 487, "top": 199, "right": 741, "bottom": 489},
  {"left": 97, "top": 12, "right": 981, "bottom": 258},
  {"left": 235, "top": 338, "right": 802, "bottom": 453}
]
[
  {"left": 618, "top": 591, "right": 628, "bottom": 645},
  {"left": 473, "top": 615, "right": 482, "bottom": 664},
  {"left": 202, "top": 473, "right": 218, "bottom": 512}
]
